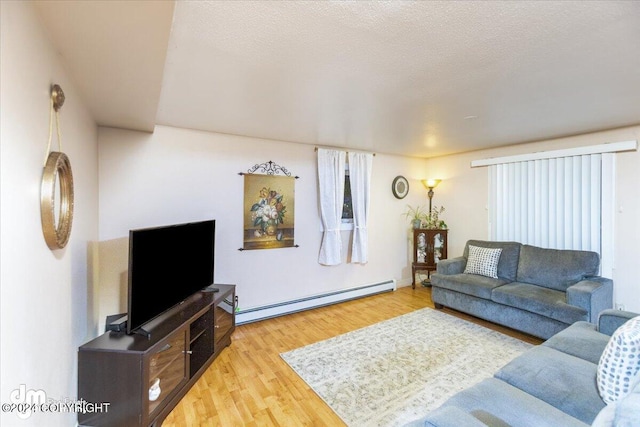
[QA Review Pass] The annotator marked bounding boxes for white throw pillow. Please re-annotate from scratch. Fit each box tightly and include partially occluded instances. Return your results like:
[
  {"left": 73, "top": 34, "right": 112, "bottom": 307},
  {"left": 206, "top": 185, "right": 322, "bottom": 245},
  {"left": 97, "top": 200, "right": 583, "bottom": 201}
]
[
  {"left": 597, "top": 316, "right": 640, "bottom": 405},
  {"left": 463, "top": 245, "right": 502, "bottom": 279}
]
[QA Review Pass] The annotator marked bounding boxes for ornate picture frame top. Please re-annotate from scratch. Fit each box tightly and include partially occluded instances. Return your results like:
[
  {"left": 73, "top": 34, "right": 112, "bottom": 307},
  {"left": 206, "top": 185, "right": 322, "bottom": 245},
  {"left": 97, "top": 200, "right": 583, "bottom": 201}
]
[{"left": 41, "top": 84, "right": 74, "bottom": 250}]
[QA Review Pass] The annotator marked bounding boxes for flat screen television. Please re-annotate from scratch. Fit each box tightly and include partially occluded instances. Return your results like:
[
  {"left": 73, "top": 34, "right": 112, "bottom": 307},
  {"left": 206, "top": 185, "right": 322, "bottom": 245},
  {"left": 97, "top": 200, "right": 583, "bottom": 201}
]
[{"left": 127, "top": 219, "right": 216, "bottom": 335}]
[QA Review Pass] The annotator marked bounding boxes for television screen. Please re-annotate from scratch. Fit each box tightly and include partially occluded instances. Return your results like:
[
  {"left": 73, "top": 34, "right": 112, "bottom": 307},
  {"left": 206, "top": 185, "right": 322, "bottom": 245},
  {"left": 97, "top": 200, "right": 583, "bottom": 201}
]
[{"left": 127, "top": 219, "right": 215, "bottom": 334}]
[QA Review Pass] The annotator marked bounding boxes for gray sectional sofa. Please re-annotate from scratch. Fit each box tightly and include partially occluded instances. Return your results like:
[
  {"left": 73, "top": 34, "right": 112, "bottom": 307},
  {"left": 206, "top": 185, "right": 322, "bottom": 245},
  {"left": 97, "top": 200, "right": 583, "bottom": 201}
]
[
  {"left": 431, "top": 240, "right": 613, "bottom": 339},
  {"left": 405, "top": 309, "right": 640, "bottom": 427}
]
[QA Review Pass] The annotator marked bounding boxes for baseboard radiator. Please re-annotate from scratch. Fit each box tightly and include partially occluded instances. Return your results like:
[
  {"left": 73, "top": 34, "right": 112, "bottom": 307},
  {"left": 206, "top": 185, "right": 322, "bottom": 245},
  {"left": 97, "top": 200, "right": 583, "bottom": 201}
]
[{"left": 235, "top": 279, "right": 397, "bottom": 325}]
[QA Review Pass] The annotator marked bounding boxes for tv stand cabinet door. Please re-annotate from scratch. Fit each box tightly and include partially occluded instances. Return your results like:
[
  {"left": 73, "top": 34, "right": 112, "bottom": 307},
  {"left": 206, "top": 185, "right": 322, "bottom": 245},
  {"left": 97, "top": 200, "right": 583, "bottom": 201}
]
[
  {"left": 145, "top": 327, "right": 188, "bottom": 424},
  {"left": 214, "top": 289, "right": 235, "bottom": 349}
]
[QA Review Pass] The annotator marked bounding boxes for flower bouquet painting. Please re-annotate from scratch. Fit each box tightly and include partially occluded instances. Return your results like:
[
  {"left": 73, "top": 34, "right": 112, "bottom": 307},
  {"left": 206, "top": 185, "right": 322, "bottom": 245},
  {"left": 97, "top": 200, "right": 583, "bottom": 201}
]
[{"left": 243, "top": 174, "right": 295, "bottom": 250}]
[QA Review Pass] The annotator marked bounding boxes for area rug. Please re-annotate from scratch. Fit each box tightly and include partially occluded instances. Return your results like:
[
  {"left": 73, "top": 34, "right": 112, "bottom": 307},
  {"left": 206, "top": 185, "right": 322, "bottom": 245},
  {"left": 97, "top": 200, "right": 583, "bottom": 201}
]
[{"left": 280, "top": 308, "right": 532, "bottom": 427}]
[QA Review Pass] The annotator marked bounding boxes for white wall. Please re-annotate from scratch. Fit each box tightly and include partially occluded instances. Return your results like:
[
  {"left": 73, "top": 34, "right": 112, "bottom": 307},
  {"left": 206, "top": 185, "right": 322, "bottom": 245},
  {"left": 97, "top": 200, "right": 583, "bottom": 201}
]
[
  {"left": 97, "top": 124, "right": 640, "bottom": 317},
  {"left": 426, "top": 126, "right": 640, "bottom": 312},
  {"left": 97, "top": 125, "right": 429, "bottom": 318},
  {"left": 0, "top": 2, "right": 98, "bottom": 426}
]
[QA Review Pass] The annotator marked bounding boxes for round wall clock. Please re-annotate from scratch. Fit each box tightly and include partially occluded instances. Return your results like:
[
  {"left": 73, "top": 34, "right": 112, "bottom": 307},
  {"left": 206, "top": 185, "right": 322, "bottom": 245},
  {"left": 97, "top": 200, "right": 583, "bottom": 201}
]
[{"left": 392, "top": 175, "right": 409, "bottom": 199}]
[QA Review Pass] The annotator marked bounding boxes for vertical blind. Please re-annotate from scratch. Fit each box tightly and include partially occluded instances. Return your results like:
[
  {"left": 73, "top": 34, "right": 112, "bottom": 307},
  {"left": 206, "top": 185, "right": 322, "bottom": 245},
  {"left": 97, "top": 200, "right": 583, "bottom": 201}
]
[
  {"left": 478, "top": 140, "right": 637, "bottom": 281},
  {"left": 489, "top": 154, "right": 602, "bottom": 253}
]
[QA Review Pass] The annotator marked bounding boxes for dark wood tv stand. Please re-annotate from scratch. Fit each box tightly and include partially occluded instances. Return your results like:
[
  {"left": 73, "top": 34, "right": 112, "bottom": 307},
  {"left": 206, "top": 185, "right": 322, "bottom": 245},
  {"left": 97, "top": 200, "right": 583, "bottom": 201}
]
[{"left": 78, "top": 284, "right": 236, "bottom": 426}]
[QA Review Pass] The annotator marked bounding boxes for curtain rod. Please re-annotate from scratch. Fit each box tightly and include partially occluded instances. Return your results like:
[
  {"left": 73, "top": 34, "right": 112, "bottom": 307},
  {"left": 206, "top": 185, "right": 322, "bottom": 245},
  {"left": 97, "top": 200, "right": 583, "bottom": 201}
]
[{"left": 314, "top": 146, "right": 376, "bottom": 156}]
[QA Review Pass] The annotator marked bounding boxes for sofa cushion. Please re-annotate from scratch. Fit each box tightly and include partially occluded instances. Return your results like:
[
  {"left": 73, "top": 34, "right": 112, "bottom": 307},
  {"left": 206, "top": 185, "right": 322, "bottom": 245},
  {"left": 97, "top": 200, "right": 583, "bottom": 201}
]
[
  {"left": 463, "top": 245, "right": 502, "bottom": 278},
  {"left": 463, "top": 240, "right": 521, "bottom": 282},
  {"left": 495, "top": 346, "right": 604, "bottom": 424},
  {"left": 542, "top": 321, "right": 610, "bottom": 364},
  {"left": 491, "top": 282, "right": 588, "bottom": 325},
  {"left": 516, "top": 245, "right": 599, "bottom": 291},
  {"left": 597, "top": 315, "right": 640, "bottom": 404},
  {"left": 433, "top": 377, "right": 588, "bottom": 427},
  {"left": 430, "top": 273, "right": 510, "bottom": 300},
  {"left": 403, "top": 406, "right": 489, "bottom": 427}
]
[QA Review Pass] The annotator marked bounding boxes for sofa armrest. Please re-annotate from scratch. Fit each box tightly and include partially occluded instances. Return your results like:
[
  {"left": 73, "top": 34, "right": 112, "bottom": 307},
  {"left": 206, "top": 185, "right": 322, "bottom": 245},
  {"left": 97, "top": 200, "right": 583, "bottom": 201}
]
[
  {"left": 436, "top": 257, "right": 466, "bottom": 275},
  {"left": 598, "top": 309, "right": 639, "bottom": 336},
  {"left": 566, "top": 277, "right": 613, "bottom": 323},
  {"left": 404, "top": 406, "right": 488, "bottom": 427}
]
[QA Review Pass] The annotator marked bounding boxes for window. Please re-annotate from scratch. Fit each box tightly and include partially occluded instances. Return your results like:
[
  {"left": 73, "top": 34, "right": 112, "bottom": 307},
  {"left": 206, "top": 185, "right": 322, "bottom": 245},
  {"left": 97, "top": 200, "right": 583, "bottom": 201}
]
[
  {"left": 488, "top": 155, "right": 602, "bottom": 253},
  {"left": 317, "top": 148, "right": 373, "bottom": 264},
  {"left": 474, "top": 141, "right": 636, "bottom": 279},
  {"left": 342, "top": 170, "right": 353, "bottom": 223}
]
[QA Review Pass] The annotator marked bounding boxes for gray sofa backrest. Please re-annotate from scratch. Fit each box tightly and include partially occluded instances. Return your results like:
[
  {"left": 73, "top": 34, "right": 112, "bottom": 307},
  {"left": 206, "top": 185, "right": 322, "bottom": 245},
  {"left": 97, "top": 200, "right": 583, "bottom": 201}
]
[
  {"left": 516, "top": 245, "right": 600, "bottom": 291},
  {"left": 464, "top": 240, "right": 521, "bottom": 282}
]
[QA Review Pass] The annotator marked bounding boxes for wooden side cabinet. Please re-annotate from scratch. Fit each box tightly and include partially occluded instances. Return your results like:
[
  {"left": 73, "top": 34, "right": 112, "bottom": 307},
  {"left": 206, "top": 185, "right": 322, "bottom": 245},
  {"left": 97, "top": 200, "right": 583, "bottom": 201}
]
[
  {"left": 78, "top": 284, "right": 235, "bottom": 426},
  {"left": 412, "top": 229, "right": 448, "bottom": 288}
]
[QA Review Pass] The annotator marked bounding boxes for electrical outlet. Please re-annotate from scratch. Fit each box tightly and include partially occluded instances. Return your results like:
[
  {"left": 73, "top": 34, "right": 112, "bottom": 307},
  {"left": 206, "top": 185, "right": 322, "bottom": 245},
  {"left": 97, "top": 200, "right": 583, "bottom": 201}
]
[{"left": 615, "top": 303, "right": 625, "bottom": 311}]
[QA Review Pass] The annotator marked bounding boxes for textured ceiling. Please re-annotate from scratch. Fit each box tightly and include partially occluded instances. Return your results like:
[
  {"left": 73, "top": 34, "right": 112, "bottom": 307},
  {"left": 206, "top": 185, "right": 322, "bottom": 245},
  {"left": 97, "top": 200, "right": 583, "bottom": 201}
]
[{"left": 36, "top": 1, "right": 640, "bottom": 157}]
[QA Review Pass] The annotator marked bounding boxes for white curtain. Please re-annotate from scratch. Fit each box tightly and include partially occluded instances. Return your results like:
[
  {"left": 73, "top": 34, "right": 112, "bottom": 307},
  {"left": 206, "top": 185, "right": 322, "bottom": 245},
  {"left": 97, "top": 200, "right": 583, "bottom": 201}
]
[
  {"left": 348, "top": 152, "right": 373, "bottom": 263},
  {"left": 489, "top": 154, "right": 602, "bottom": 253},
  {"left": 317, "top": 149, "right": 346, "bottom": 265}
]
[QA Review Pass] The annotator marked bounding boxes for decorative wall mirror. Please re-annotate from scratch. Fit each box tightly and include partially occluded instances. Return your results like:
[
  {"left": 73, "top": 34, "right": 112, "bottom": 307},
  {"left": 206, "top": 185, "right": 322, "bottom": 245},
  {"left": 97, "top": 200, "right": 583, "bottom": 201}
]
[
  {"left": 40, "top": 84, "right": 74, "bottom": 250},
  {"left": 41, "top": 151, "right": 74, "bottom": 249}
]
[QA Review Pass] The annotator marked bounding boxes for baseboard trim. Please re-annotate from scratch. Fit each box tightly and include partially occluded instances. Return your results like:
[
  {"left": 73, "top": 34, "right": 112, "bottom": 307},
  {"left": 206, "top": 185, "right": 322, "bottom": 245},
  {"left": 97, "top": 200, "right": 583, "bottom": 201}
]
[{"left": 235, "top": 279, "right": 397, "bottom": 325}]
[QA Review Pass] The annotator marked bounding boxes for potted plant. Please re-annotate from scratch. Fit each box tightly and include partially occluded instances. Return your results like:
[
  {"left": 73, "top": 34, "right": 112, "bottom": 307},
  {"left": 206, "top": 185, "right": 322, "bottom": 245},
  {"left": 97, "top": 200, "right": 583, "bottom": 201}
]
[
  {"left": 402, "top": 205, "right": 428, "bottom": 229},
  {"left": 425, "top": 205, "right": 447, "bottom": 229}
]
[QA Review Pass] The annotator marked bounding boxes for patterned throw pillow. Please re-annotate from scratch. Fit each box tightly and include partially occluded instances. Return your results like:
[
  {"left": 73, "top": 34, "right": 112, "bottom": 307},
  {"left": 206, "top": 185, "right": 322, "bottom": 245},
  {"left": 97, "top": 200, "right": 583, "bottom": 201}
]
[
  {"left": 597, "top": 316, "right": 640, "bottom": 405},
  {"left": 463, "top": 245, "right": 502, "bottom": 279}
]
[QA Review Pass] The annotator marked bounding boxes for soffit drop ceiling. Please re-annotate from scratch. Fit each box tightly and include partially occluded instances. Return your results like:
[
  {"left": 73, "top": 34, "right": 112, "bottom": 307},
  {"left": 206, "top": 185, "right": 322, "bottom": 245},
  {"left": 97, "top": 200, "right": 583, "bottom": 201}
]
[
  {"left": 35, "top": 1, "right": 640, "bottom": 158},
  {"left": 34, "top": 0, "right": 175, "bottom": 132}
]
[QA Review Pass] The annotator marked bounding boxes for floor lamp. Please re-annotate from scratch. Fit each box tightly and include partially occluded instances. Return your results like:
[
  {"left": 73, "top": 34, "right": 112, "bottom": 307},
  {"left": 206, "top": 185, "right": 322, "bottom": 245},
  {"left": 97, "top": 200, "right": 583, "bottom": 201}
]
[{"left": 421, "top": 179, "right": 441, "bottom": 214}]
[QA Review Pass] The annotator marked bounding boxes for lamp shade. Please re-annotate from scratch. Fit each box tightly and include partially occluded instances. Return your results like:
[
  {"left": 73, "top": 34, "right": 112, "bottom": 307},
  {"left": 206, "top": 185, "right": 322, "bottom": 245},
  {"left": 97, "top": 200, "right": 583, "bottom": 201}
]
[{"left": 422, "top": 179, "right": 441, "bottom": 189}]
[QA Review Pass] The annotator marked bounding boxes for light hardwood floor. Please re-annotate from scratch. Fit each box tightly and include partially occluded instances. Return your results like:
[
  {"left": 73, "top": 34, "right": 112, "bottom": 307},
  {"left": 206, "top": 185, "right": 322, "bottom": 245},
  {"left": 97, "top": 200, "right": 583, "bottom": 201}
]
[{"left": 162, "top": 285, "right": 541, "bottom": 426}]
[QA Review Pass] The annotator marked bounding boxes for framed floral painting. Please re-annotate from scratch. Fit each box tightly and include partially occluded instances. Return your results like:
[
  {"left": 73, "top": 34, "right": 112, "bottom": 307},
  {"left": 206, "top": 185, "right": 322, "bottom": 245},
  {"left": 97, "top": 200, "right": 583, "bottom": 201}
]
[{"left": 243, "top": 174, "right": 295, "bottom": 250}]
